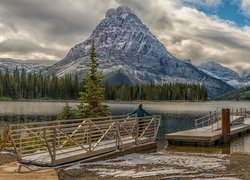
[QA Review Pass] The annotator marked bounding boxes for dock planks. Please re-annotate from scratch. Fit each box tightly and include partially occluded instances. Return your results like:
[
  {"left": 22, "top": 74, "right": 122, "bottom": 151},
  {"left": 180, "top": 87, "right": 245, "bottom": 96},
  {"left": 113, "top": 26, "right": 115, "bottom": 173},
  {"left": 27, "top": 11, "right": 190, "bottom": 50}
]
[{"left": 166, "top": 118, "right": 250, "bottom": 146}]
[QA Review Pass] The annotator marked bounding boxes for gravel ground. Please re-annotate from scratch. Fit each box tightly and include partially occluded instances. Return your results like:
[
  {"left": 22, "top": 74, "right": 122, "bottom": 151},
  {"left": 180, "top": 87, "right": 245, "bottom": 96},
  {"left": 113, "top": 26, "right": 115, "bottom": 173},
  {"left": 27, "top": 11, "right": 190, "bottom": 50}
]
[
  {"left": 0, "top": 152, "right": 249, "bottom": 180},
  {"left": 58, "top": 152, "right": 250, "bottom": 180},
  {"left": 0, "top": 152, "right": 16, "bottom": 166}
]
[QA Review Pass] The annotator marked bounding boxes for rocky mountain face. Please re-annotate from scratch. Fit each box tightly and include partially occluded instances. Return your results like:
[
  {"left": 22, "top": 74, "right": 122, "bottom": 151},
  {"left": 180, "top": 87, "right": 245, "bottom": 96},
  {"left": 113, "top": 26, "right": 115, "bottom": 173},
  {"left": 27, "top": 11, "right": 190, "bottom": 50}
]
[
  {"left": 198, "top": 62, "right": 250, "bottom": 88},
  {"left": 242, "top": 71, "right": 250, "bottom": 84},
  {"left": 47, "top": 6, "right": 233, "bottom": 97},
  {"left": 0, "top": 58, "right": 56, "bottom": 73}
]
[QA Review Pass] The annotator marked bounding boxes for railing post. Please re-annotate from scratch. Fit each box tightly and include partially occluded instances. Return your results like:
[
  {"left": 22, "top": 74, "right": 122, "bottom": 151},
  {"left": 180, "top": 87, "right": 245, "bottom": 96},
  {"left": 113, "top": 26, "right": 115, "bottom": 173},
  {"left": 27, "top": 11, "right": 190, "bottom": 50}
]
[
  {"left": 43, "top": 128, "right": 55, "bottom": 164},
  {"left": 53, "top": 127, "right": 56, "bottom": 162},
  {"left": 195, "top": 118, "right": 197, "bottom": 132},
  {"left": 19, "top": 124, "right": 22, "bottom": 157},
  {"left": 231, "top": 108, "right": 234, "bottom": 122},
  {"left": 209, "top": 111, "right": 212, "bottom": 126},
  {"left": 135, "top": 118, "right": 139, "bottom": 145},
  {"left": 211, "top": 114, "right": 214, "bottom": 132},
  {"left": 221, "top": 109, "right": 231, "bottom": 144},
  {"left": 115, "top": 121, "right": 119, "bottom": 149},
  {"left": 153, "top": 116, "right": 157, "bottom": 139},
  {"left": 88, "top": 122, "right": 92, "bottom": 152}
]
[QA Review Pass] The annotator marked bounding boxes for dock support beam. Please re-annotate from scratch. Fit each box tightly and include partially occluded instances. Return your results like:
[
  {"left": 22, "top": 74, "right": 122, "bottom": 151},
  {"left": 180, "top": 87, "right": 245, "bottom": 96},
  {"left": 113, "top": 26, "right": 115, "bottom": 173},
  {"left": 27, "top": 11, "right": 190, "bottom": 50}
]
[{"left": 221, "top": 109, "right": 231, "bottom": 144}]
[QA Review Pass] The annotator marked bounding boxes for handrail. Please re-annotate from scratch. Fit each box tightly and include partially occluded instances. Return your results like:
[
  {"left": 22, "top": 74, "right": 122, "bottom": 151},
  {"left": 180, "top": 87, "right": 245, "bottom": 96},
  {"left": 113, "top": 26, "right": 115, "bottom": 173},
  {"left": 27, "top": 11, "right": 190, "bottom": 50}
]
[
  {"left": 9, "top": 115, "right": 161, "bottom": 165},
  {"left": 195, "top": 108, "right": 247, "bottom": 132}
]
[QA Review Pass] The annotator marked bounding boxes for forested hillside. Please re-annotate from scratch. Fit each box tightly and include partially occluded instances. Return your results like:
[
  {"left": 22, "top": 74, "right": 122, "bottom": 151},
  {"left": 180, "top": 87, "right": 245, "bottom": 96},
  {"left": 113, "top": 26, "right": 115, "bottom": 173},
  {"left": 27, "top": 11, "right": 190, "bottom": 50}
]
[
  {"left": 0, "top": 69, "right": 208, "bottom": 101},
  {"left": 104, "top": 83, "right": 207, "bottom": 101},
  {"left": 0, "top": 68, "right": 81, "bottom": 99},
  {"left": 218, "top": 86, "right": 250, "bottom": 100}
]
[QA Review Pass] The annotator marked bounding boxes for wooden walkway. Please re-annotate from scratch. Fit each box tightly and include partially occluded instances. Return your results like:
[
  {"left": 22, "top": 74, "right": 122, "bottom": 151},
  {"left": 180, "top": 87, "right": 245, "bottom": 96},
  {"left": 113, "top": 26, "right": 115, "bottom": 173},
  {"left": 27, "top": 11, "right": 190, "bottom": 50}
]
[
  {"left": 166, "top": 109, "right": 250, "bottom": 146},
  {"left": 9, "top": 115, "right": 161, "bottom": 167}
]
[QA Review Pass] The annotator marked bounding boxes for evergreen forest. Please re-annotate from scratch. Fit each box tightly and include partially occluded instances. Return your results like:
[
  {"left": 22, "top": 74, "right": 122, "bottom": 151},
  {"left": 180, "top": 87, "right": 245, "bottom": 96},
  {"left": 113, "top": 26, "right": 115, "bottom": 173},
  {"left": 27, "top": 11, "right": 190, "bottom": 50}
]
[{"left": 0, "top": 69, "right": 208, "bottom": 101}]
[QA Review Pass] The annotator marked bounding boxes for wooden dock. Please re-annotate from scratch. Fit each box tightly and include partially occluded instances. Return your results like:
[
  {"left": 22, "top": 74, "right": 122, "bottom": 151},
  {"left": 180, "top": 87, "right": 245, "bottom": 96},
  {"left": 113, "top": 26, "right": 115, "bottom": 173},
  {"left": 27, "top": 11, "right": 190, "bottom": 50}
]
[
  {"left": 166, "top": 109, "right": 250, "bottom": 146},
  {"left": 8, "top": 115, "right": 161, "bottom": 167}
]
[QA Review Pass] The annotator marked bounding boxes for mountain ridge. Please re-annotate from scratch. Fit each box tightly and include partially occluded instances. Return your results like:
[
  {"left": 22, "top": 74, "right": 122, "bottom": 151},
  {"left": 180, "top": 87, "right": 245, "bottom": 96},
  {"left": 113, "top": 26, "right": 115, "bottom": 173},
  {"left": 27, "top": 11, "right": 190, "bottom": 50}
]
[
  {"left": 198, "top": 61, "right": 250, "bottom": 88},
  {"left": 45, "top": 6, "right": 234, "bottom": 97},
  {"left": 0, "top": 58, "right": 56, "bottom": 73}
]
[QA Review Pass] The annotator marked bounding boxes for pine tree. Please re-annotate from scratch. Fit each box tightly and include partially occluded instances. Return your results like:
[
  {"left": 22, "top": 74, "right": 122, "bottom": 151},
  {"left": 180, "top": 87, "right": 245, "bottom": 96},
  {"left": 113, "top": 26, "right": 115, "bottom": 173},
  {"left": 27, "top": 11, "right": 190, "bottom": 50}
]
[
  {"left": 58, "top": 102, "right": 72, "bottom": 120},
  {"left": 76, "top": 92, "right": 87, "bottom": 118},
  {"left": 77, "top": 41, "right": 110, "bottom": 118}
]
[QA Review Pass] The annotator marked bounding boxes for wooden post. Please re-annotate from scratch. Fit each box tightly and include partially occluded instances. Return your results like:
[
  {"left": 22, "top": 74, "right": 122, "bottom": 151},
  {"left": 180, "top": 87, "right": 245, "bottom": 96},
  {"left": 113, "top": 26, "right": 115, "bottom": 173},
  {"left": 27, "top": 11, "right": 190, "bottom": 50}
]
[
  {"left": 221, "top": 109, "right": 231, "bottom": 144},
  {"left": 222, "top": 142, "right": 231, "bottom": 154}
]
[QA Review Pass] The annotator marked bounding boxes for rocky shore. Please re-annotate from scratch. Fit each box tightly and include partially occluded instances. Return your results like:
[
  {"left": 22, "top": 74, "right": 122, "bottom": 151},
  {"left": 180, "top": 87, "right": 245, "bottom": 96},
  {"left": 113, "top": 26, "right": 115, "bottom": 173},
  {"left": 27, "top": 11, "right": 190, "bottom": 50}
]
[{"left": 0, "top": 152, "right": 249, "bottom": 179}]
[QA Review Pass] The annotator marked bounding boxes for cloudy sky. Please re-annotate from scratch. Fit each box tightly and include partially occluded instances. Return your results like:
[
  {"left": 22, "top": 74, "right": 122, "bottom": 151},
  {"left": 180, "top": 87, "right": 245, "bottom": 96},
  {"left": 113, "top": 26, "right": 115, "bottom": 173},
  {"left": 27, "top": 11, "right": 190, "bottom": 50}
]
[{"left": 0, "top": 0, "right": 250, "bottom": 72}]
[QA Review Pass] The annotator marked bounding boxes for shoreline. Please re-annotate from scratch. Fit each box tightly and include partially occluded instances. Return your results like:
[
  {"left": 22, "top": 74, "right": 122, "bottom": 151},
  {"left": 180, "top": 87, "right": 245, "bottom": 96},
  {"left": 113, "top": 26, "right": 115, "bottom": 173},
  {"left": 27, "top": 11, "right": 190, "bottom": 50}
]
[
  {"left": 0, "top": 151, "right": 249, "bottom": 179},
  {"left": 1, "top": 99, "right": 249, "bottom": 103}
]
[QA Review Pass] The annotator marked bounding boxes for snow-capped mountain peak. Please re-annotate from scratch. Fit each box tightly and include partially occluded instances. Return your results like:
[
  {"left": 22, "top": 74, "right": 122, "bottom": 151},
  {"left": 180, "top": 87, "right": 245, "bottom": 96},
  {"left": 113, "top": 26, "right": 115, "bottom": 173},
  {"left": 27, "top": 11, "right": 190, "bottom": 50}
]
[{"left": 47, "top": 6, "right": 233, "bottom": 97}]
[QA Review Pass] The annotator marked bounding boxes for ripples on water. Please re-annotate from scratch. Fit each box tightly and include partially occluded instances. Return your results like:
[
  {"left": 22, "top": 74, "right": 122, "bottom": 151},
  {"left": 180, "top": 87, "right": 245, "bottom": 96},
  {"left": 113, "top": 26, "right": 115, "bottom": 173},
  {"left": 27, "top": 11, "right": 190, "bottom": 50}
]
[{"left": 0, "top": 101, "right": 249, "bottom": 154}]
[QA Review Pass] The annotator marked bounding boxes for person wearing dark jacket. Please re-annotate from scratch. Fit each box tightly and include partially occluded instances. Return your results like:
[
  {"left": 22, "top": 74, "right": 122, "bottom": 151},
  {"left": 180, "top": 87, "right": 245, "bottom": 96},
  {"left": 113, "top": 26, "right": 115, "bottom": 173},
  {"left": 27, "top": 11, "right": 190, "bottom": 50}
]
[{"left": 128, "top": 104, "right": 152, "bottom": 137}]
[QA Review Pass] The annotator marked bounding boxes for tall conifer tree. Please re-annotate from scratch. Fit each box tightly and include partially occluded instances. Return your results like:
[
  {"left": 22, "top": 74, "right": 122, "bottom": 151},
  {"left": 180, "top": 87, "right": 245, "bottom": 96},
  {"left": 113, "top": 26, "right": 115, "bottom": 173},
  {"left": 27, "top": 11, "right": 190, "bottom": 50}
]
[{"left": 77, "top": 41, "right": 110, "bottom": 118}]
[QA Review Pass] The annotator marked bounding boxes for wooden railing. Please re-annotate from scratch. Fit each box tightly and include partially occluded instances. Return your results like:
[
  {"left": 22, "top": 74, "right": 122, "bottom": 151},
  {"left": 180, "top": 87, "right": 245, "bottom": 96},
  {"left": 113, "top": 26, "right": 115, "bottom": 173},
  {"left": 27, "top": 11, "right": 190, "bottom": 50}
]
[{"left": 9, "top": 115, "right": 161, "bottom": 165}]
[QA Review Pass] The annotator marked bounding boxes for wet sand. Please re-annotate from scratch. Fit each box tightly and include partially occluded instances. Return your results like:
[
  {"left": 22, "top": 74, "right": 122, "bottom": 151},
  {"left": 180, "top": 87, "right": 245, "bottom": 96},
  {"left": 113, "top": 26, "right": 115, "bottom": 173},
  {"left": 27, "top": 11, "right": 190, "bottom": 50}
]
[{"left": 0, "top": 153, "right": 58, "bottom": 180}]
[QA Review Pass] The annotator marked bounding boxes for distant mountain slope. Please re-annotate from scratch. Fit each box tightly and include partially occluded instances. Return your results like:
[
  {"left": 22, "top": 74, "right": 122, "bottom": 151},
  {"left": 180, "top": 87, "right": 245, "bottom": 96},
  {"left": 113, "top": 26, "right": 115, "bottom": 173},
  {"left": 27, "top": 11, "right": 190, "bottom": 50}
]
[
  {"left": 0, "top": 58, "right": 56, "bottom": 73},
  {"left": 217, "top": 86, "right": 250, "bottom": 100},
  {"left": 46, "top": 6, "right": 233, "bottom": 97},
  {"left": 198, "top": 62, "right": 250, "bottom": 88}
]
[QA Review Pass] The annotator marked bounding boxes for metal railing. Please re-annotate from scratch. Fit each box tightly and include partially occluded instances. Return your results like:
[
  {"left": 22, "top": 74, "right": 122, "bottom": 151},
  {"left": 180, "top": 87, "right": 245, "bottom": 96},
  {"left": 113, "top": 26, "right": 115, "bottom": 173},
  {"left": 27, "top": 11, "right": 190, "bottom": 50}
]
[
  {"left": 9, "top": 115, "right": 161, "bottom": 166},
  {"left": 195, "top": 111, "right": 220, "bottom": 132},
  {"left": 195, "top": 108, "right": 248, "bottom": 132}
]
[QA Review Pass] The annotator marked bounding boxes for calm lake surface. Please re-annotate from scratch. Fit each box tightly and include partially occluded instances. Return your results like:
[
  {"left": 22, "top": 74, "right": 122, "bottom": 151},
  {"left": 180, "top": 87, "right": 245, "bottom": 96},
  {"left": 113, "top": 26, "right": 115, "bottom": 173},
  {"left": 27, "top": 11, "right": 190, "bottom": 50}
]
[{"left": 0, "top": 100, "right": 249, "bottom": 154}]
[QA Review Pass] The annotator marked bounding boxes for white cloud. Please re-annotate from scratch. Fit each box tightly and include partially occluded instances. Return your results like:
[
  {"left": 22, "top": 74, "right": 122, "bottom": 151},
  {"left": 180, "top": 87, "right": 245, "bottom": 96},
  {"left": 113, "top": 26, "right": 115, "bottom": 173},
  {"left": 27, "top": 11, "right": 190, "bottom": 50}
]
[{"left": 241, "top": 0, "right": 250, "bottom": 17}]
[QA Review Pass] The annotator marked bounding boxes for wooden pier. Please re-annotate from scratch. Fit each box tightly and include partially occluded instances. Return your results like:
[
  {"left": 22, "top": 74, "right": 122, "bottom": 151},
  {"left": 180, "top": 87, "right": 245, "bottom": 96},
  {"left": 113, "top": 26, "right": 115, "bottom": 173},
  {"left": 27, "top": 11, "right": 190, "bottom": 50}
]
[
  {"left": 8, "top": 115, "right": 161, "bottom": 167},
  {"left": 166, "top": 108, "right": 250, "bottom": 146}
]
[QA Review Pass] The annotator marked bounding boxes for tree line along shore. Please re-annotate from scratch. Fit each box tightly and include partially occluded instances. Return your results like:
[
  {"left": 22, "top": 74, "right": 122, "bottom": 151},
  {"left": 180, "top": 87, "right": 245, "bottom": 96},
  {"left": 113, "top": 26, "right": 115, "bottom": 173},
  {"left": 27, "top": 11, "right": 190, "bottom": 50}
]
[{"left": 0, "top": 69, "right": 207, "bottom": 101}]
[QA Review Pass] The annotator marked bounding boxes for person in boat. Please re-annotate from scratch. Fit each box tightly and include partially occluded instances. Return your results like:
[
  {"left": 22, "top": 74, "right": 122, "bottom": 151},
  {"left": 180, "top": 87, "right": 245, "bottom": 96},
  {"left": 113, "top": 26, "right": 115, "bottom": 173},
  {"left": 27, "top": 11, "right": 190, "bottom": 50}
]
[{"left": 128, "top": 104, "right": 153, "bottom": 137}]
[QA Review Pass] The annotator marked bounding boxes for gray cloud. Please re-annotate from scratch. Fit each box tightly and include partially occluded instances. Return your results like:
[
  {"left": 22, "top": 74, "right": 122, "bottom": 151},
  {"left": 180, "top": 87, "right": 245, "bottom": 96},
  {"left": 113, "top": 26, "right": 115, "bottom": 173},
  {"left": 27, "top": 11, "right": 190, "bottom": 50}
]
[
  {"left": 0, "top": 0, "right": 249, "bottom": 73},
  {"left": 0, "top": 0, "right": 115, "bottom": 59},
  {"left": 0, "top": 39, "right": 64, "bottom": 57}
]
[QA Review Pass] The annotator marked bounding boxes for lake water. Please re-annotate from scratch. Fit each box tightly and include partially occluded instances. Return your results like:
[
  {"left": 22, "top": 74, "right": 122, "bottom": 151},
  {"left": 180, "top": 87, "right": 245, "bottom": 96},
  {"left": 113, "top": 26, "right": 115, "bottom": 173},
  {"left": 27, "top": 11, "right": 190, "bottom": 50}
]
[{"left": 0, "top": 100, "right": 249, "bottom": 154}]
